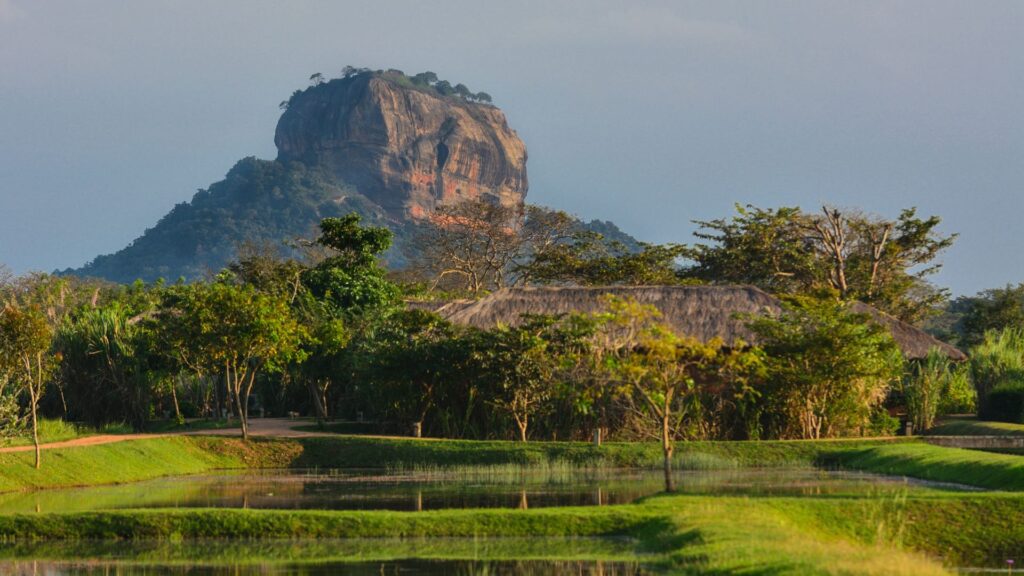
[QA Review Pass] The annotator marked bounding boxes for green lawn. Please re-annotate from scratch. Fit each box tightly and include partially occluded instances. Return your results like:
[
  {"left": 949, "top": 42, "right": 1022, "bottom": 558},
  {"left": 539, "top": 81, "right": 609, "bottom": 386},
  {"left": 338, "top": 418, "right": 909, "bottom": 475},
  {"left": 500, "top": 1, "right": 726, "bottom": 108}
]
[
  {"left": 830, "top": 442, "right": 1024, "bottom": 490},
  {"left": 927, "top": 416, "right": 1024, "bottom": 436}
]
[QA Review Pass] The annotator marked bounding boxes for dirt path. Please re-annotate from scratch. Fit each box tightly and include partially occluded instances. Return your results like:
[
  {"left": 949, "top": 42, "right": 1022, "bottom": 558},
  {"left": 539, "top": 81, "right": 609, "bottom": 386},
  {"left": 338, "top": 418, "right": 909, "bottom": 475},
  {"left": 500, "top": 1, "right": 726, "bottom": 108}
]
[{"left": 0, "top": 418, "right": 328, "bottom": 454}]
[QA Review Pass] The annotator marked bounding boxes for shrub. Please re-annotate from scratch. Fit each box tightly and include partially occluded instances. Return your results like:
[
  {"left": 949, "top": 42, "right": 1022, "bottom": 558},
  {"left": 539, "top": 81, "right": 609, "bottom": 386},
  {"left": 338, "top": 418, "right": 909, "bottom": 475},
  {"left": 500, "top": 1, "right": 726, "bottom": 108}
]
[
  {"left": 970, "top": 328, "right": 1024, "bottom": 419},
  {"left": 938, "top": 363, "right": 976, "bottom": 415},
  {"left": 979, "top": 383, "right": 1024, "bottom": 423},
  {"left": 904, "top": 349, "right": 976, "bottom": 431}
]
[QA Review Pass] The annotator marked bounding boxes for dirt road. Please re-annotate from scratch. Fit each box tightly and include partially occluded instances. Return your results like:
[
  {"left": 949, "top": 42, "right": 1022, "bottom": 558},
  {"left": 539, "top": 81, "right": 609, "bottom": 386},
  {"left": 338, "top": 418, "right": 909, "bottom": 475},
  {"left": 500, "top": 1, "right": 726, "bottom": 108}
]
[{"left": 0, "top": 418, "right": 327, "bottom": 455}]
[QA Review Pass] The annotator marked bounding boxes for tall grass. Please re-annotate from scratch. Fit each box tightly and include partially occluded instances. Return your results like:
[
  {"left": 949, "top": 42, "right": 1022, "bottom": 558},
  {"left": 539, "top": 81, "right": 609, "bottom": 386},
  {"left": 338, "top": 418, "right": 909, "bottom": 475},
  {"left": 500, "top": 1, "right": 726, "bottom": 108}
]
[{"left": 970, "top": 328, "right": 1024, "bottom": 405}]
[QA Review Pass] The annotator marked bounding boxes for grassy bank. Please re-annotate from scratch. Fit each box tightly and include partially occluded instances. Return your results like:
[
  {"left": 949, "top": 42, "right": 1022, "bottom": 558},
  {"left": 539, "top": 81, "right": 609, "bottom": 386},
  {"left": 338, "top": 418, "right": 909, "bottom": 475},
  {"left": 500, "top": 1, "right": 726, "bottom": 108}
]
[
  {"left": 0, "top": 495, "right": 961, "bottom": 575},
  {"left": 927, "top": 417, "right": 1024, "bottom": 436},
  {"left": 830, "top": 442, "right": 1024, "bottom": 490},
  {"left": 0, "top": 437, "right": 251, "bottom": 493}
]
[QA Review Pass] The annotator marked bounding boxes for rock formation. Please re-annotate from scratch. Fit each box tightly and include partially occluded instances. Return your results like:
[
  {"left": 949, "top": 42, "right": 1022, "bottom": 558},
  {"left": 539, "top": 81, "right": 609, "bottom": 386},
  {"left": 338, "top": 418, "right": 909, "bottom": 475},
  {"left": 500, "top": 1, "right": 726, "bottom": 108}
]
[
  {"left": 274, "top": 73, "right": 528, "bottom": 221},
  {"left": 69, "top": 70, "right": 531, "bottom": 282}
]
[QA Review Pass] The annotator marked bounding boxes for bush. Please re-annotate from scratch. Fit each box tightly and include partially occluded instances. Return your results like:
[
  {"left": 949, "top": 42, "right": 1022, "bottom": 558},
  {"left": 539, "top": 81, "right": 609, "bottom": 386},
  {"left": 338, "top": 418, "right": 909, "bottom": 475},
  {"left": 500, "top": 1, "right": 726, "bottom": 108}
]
[
  {"left": 979, "top": 384, "right": 1024, "bottom": 423},
  {"left": 971, "top": 328, "right": 1024, "bottom": 402},
  {"left": 938, "top": 364, "right": 976, "bottom": 415}
]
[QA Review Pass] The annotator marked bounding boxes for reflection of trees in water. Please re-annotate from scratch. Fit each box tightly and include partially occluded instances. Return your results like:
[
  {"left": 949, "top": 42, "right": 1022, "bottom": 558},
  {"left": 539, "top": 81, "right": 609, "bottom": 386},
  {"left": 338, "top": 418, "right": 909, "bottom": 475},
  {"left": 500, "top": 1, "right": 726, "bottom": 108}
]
[{"left": 0, "top": 559, "right": 648, "bottom": 575}]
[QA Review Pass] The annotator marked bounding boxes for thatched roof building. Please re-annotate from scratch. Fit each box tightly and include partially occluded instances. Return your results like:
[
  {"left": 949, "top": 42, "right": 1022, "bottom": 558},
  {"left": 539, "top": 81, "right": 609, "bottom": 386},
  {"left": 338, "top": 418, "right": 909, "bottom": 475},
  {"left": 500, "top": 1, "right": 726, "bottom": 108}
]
[{"left": 425, "top": 285, "right": 965, "bottom": 361}]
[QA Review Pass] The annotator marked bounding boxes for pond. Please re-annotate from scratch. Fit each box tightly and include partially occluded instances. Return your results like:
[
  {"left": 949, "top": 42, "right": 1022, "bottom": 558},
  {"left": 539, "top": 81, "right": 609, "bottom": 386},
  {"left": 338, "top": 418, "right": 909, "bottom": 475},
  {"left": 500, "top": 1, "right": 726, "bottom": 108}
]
[
  {"left": 0, "top": 559, "right": 649, "bottom": 575},
  {"left": 0, "top": 538, "right": 651, "bottom": 575},
  {"left": 0, "top": 466, "right": 970, "bottom": 514}
]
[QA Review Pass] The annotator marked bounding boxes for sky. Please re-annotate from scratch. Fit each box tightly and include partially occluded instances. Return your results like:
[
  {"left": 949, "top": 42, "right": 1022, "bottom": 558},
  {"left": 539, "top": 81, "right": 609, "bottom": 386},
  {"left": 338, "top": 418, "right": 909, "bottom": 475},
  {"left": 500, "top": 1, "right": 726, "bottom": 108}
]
[{"left": 0, "top": 1, "right": 1020, "bottom": 296}]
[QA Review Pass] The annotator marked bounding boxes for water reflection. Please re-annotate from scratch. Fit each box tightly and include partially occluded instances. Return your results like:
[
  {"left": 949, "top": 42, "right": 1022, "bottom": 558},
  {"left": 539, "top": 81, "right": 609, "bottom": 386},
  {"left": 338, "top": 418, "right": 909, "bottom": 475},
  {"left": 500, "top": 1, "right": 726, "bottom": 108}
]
[
  {"left": 0, "top": 538, "right": 650, "bottom": 575},
  {"left": 0, "top": 559, "right": 649, "bottom": 575},
  {"left": 0, "top": 467, "right": 969, "bottom": 515}
]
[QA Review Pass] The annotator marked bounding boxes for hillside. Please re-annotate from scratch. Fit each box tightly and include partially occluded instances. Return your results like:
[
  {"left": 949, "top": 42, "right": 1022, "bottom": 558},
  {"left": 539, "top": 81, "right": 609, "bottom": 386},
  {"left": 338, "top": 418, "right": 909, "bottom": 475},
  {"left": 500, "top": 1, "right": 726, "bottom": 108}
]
[{"left": 69, "top": 69, "right": 633, "bottom": 283}]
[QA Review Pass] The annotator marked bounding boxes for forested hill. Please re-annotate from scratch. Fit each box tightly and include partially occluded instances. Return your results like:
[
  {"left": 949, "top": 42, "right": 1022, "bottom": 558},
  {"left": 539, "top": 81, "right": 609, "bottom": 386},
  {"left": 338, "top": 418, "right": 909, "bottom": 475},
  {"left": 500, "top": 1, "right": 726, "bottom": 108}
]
[{"left": 67, "top": 69, "right": 638, "bottom": 283}]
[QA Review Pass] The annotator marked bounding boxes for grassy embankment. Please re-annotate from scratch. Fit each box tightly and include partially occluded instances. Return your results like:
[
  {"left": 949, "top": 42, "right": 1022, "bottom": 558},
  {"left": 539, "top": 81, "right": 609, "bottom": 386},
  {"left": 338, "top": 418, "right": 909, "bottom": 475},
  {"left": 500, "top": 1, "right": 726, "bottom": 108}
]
[
  {"left": 3, "top": 434, "right": 1024, "bottom": 573},
  {"left": 926, "top": 416, "right": 1024, "bottom": 437}
]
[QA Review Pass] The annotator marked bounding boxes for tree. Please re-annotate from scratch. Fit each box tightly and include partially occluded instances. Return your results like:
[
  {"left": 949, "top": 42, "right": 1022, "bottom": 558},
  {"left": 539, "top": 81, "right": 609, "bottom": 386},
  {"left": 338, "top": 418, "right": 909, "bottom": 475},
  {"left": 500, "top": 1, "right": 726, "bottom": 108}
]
[
  {"left": 686, "top": 204, "right": 956, "bottom": 323},
  {"left": 0, "top": 305, "right": 56, "bottom": 468},
  {"left": 482, "top": 320, "right": 559, "bottom": 442},
  {"left": 475, "top": 92, "right": 493, "bottom": 103},
  {"left": 949, "top": 284, "right": 1024, "bottom": 348},
  {"left": 56, "top": 303, "right": 168, "bottom": 430},
  {"left": 301, "top": 214, "right": 400, "bottom": 313},
  {"left": 524, "top": 232, "right": 689, "bottom": 286},
  {"left": 157, "top": 282, "right": 306, "bottom": 439},
  {"left": 687, "top": 205, "right": 814, "bottom": 294},
  {"left": 589, "top": 297, "right": 762, "bottom": 490},
  {"left": 747, "top": 297, "right": 903, "bottom": 439},
  {"left": 365, "top": 310, "right": 461, "bottom": 437},
  {"left": 410, "top": 201, "right": 577, "bottom": 294},
  {"left": 309, "top": 73, "right": 324, "bottom": 86}
]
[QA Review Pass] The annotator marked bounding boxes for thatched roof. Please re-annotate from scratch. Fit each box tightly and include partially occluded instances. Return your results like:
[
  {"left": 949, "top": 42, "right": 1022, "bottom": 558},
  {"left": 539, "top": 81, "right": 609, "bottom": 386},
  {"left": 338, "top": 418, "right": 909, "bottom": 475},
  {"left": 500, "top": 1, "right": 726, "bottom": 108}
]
[{"left": 431, "top": 285, "right": 965, "bottom": 361}]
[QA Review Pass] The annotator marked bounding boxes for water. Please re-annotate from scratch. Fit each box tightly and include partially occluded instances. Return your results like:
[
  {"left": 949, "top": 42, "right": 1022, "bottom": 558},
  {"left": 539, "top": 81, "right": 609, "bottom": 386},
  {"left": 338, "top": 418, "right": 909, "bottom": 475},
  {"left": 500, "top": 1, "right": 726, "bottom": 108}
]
[
  {"left": 0, "top": 559, "right": 649, "bottom": 575},
  {"left": 0, "top": 467, "right": 967, "bottom": 515},
  {"left": 0, "top": 538, "right": 650, "bottom": 575}
]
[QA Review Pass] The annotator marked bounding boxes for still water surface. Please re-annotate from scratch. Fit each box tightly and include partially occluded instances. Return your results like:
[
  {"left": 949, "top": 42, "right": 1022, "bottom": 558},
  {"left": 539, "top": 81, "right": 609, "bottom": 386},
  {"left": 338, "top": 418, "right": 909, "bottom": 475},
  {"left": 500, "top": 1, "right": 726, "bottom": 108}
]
[{"left": 0, "top": 467, "right": 969, "bottom": 514}]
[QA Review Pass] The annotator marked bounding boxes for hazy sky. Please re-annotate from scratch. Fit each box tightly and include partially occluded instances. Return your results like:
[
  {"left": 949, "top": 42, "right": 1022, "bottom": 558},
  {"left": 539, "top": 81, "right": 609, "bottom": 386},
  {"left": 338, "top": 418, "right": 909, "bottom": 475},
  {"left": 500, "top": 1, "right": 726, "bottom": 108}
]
[{"left": 0, "top": 1, "right": 1020, "bottom": 295}]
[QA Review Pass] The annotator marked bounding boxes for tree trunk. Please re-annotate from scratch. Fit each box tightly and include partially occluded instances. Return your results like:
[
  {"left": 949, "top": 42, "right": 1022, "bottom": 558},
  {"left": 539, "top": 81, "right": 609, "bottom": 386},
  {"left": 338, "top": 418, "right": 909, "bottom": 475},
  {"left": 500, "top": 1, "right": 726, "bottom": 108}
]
[
  {"left": 170, "top": 375, "right": 183, "bottom": 424},
  {"left": 234, "top": 371, "right": 248, "bottom": 441},
  {"left": 31, "top": 391, "right": 40, "bottom": 469},
  {"left": 307, "top": 380, "right": 328, "bottom": 423},
  {"left": 516, "top": 414, "right": 528, "bottom": 442},
  {"left": 662, "top": 413, "right": 674, "bottom": 492}
]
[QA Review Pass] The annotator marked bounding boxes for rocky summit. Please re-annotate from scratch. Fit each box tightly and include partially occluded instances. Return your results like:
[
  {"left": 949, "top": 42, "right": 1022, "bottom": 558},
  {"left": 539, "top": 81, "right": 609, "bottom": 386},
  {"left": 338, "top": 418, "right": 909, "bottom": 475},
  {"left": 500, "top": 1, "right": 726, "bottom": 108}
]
[
  {"left": 275, "top": 73, "right": 528, "bottom": 221},
  {"left": 69, "top": 70, "right": 531, "bottom": 283}
]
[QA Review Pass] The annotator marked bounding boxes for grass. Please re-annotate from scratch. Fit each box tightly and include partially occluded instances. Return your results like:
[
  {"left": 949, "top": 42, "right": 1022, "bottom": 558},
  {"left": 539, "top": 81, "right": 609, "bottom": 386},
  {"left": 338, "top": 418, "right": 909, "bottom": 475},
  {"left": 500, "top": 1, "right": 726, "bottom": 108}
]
[
  {"left": 0, "top": 419, "right": 114, "bottom": 448},
  {"left": 146, "top": 418, "right": 239, "bottom": 433},
  {"left": 0, "top": 437, "right": 247, "bottom": 493},
  {"left": 829, "top": 442, "right": 1024, "bottom": 490},
  {"left": 0, "top": 496, "right": 963, "bottom": 574},
  {"left": 926, "top": 416, "right": 1024, "bottom": 436}
]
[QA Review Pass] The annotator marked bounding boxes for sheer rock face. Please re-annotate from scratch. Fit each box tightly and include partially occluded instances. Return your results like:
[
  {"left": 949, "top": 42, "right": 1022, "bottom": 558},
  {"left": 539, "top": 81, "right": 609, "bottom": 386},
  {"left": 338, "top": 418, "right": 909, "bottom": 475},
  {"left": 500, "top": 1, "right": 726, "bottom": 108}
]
[{"left": 274, "top": 75, "right": 528, "bottom": 221}]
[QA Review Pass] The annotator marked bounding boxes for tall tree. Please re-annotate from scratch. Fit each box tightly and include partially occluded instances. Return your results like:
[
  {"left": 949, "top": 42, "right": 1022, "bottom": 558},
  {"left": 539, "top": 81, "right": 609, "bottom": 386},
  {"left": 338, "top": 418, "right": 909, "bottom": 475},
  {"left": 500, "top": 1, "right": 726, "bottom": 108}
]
[
  {"left": 410, "top": 201, "right": 577, "bottom": 294},
  {"left": 301, "top": 214, "right": 399, "bottom": 313},
  {"left": 686, "top": 204, "right": 955, "bottom": 323},
  {"left": 157, "top": 282, "right": 306, "bottom": 439},
  {"left": 0, "top": 305, "right": 56, "bottom": 468},
  {"left": 589, "top": 297, "right": 762, "bottom": 490},
  {"left": 747, "top": 297, "right": 903, "bottom": 439}
]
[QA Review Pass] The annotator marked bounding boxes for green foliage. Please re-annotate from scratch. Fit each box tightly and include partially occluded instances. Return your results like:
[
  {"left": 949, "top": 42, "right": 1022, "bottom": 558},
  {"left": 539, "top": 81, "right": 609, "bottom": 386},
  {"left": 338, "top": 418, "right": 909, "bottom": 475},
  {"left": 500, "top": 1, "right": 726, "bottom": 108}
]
[
  {"left": 687, "top": 204, "right": 956, "bottom": 323},
  {"left": 902, "top": 348, "right": 961, "bottom": 432},
  {"left": 155, "top": 281, "right": 307, "bottom": 438},
  {"left": 981, "top": 384, "right": 1024, "bottom": 424},
  {"left": 0, "top": 305, "right": 56, "bottom": 467},
  {"left": 74, "top": 159, "right": 388, "bottom": 283},
  {"left": 968, "top": 327, "right": 1024, "bottom": 417},
  {"left": 302, "top": 214, "right": 400, "bottom": 313},
  {"left": 525, "top": 231, "right": 690, "bottom": 286},
  {"left": 55, "top": 302, "right": 167, "bottom": 430},
  {"left": 748, "top": 297, "right": 904, "bottom": 439},
  {"left": 937, "top": 362, "right": 975, "bottom": 415},
  {"left": 951, "top": 283, "right": 1024, "bottom": 348}
]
